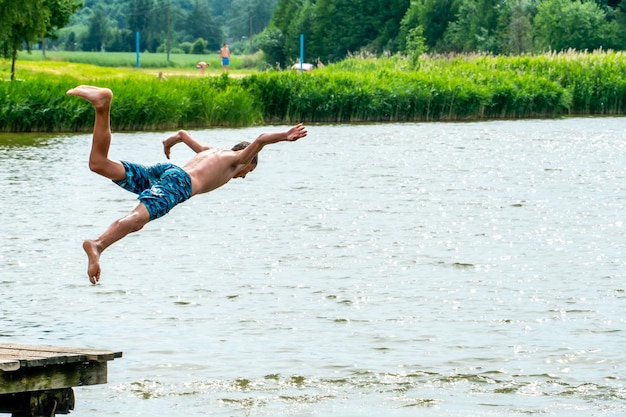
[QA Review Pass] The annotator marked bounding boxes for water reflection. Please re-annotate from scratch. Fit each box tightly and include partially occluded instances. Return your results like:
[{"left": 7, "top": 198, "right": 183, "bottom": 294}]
[{"left": 0, "top": 132, "right": 62, "bottom": 147}]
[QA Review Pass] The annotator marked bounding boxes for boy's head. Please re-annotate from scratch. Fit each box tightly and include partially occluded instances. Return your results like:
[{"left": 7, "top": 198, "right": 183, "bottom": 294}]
[
  {"left": 232, "top": 141, "right": 258, "bottom": 166},
  {"left": 232, "top": 141, "right": 258, "bottom": 179}
]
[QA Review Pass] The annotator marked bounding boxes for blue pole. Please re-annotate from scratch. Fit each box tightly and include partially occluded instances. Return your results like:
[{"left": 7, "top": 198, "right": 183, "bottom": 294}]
[
  {"left": 136, "top": 32, "right": 140, "bottom": 68},
  {"left": 300, "top": 34, "right": 304, "bottom": 72}
]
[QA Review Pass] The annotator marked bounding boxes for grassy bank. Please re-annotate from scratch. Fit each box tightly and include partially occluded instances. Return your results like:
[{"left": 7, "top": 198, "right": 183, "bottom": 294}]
[{"left": 2, "top": 50, "right": 626, "bottom": 132}]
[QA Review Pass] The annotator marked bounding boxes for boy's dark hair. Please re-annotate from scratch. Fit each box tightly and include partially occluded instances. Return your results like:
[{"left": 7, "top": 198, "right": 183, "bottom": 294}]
[{"left": 232, "top": 141, "right": 258, "bottom": 165}]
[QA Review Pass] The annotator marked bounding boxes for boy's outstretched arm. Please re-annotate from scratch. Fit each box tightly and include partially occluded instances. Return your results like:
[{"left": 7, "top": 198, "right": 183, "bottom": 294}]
[
  {"left": 236, "top": 123, "right": 307, "bottom": 166},
  {"left": 163, "top": 130, "right": 212, "bottom": 159}
]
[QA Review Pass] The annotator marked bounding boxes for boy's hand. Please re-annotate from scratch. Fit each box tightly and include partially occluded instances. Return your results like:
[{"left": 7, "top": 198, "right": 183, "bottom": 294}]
[
  {"left": 163, "top": 139, "right": 174, "bottom": 159},
  {"left": 286, "top": 123, "right": 307, "bottom": 142}
]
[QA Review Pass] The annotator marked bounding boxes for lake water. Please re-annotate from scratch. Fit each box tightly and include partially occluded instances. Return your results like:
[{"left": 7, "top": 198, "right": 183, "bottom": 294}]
[{"left": 0, "top": 118, "right": 624, "bottom": 417}]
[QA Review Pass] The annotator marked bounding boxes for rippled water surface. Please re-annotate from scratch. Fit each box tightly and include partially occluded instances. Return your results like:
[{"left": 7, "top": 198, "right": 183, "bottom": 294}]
[{"left": 1, "top": 119, "right": 625, "bottom": 416}]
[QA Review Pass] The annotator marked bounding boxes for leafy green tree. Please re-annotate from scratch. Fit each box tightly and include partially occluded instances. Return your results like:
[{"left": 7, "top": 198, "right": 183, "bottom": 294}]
[
  {"left": 0, "top": 0, "right": 81, "bottom": 79},
  {"left": 259, "top": 0, "right": 301, "bottom": 66},
  {"left": 0, "top": 0, "right": 38, "bottom": 44},
  {"left": 184, "top": 0, "right": 222, "bottom": 50},
  {"left": 497, "top": 0, "right": 537, "bottom": 54},
  {"left": 209, "top": 0, "right": 231, "bottom": 19},
  {"left": 602, "top": 4, "right": 626, "bottom": 49},
  {"left": 52, "top": 0, "right": 285, "bottom": 53},
  {"left": 312, "top": 0, "right": 367, "bottom": 61},
  {"left": 106, "top": 28, "right": 134, "bottom": 52},
  {"left": 310, "top": 0, "right": 409, "bottom": 62},
  {"left": 398, "top": 0, "right": 419, "bottom": 51},
  {"left": 228, "top": 0, "right": 277, "bottom": 41},
  {"left": 127, "top": 0, "right": 153, "bottom": 50},
  {"left": 128, "top": 0, "right": 152, "bottom": 32},
  {"left": 0, "top": 0, "right": 48, "bottom": 79},
  {"left": 363, "top": 0, "right": 410, "bottom": 53},
  {"left": 149, "top": 0, "right": 187, "bottom": 57},
  {"left": 533, "top": 0, "right": 609, "bottom": 51},
  {"left": 40, "top": 0, "right": 82, "bottom": 55},
  {"left": 257, "top": 25, "right": 285, "bottom": 67},
  {"left": 424, "top": 0, "right": 460, "bottom": 51},
  {"left": 126, "top": 0, "right": 179, "bottom": 52},
  {"left": 283, "top": 0, "right": 316, "bottom": 63},
  {"left": 400, "top": 0, "right": 460, "bottom": 52},
  {"left": 270, "top": 0, "right": 303, "bottom": 35},
  {"left": 45, "top": 0, "right": 83, "bottom": 39},
  {"left": 442, "top": 0, "right": 503, "bottom": 53},
  {"left": 143, "top": 0, "right": 174, "bottom": 52},
  {"left": 264, "top": 0, "right": 410, "bottom": 65},
  {"left": 81, "top": 6, "right": 109, "bottom": 51},
  {"left": 405, "top": 24, "right": 427, "bottom": 67},
  {"left": 65, "top": 31, "right": 78, "bottom": 50},
  {"left": 593, "top": 0, "right": 624, "bottom": 15}
]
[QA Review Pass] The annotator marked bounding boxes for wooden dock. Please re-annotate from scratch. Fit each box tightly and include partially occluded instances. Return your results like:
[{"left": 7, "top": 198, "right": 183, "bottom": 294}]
[{"left": 0, "top": 344, "right": 122, "bottom": 417}]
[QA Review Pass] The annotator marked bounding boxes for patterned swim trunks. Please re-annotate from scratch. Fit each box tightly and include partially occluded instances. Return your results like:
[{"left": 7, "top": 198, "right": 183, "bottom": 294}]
[{"left": 114, "top": 161, "right": 193, "bottom": 221}]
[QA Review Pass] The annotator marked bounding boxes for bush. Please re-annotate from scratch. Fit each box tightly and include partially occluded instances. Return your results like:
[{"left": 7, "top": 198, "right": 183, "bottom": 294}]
[
  {"left": 192, "top": 38, "right": 208, "bottom": 55},
  {"left": 179, "top": 42, "right": 193, "bottom": 54}
]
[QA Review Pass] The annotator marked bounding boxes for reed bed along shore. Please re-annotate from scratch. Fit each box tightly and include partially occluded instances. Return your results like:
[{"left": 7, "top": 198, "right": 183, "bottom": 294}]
[{"left": 1, "top": 50, "right": 626, "bottom": 132}]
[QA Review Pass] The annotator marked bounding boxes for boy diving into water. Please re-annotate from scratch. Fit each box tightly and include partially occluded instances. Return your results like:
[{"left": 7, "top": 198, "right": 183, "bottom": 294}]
[{"left": 67, "top": 85, "right": 307, "bottom": 284}]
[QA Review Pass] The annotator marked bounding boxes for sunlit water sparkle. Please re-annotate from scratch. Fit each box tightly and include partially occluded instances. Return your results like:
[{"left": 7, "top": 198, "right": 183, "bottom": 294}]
[{"left": 1, "top": 118, "right": 624, "bottom": 416}]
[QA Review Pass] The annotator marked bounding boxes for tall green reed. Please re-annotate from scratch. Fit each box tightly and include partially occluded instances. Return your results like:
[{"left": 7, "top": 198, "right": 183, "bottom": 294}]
[
  {"left": 2, "top": 50, "right": 625, "bottom": 132},
  {"left": 0, "top": 74, "right": 262, "bottom": 132}
]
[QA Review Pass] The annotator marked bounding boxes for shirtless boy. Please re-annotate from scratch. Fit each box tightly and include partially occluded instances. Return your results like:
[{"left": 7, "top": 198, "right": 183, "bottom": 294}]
[{"left": 66, "top": 85, "right": 307, "bottom": 284}]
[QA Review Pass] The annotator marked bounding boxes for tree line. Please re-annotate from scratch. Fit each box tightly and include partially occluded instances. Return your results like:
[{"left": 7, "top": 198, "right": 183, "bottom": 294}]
[
  {"left": 3, "top": 0, "right": 626, "bottom": 75},
  {"left": 262, "top": 0, "right": 626, "bottom": 67},
  {"left": 62, "top": 0, "right": 276, "bottom": 54}
]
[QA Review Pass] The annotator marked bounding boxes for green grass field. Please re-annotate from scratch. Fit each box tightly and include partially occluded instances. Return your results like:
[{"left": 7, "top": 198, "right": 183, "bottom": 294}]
[{"left": 16, "top": 50, "right": 260, "bottom": 73}]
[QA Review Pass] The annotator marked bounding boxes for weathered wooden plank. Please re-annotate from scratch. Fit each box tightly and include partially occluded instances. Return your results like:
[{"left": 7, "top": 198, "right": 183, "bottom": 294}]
[
  {"left": 0, "top": 343, "right": 122, "bottom": 359},
  {"left": 0, "top": 344, "right": 122, "bottom": 369},
  {"left": 0, "top": 347, "right": 86, "bottom": 358},
  {"left": 0, "top": 361, "right": 108, "bottom": 394},
  {"left": 0, "top": 355, "right": 50, "bottom": 369},
  {"left": 0, "top": 352, "right": 77, "bottom": 366},
  {"left": 0, "top": 350, "right": 85, "bottom": 367}
]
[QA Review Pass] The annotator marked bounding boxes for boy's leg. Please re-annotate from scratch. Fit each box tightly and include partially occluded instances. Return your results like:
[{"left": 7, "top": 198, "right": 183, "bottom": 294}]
[
  {"left": 67, "top": 86, "right": 126, "bottom": 181},
  {"left": 83, "top": 203, "right": 151, "bottom": 284},
  {"left": 67, "top": 86, "right": 151, "bottom": 284}
]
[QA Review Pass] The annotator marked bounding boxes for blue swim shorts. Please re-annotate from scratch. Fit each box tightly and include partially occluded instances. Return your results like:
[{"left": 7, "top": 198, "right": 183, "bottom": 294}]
[
  {"left": 114, "top": 161, "right": 193, "bottom": 221},
  {"left": 222, "top": 57, "right": 230, "bottom": 66}
]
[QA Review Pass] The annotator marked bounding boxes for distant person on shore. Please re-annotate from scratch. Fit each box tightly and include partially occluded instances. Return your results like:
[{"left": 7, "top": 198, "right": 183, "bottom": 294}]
[
  {"left": 66, "top": 85, "right": 307, "bottom": 284},
  {"left": 196, "top": 61, "right": 209, "bottom": 74},
  {"left": 220, "top": 43, "right": 230, "bottom": 72}
]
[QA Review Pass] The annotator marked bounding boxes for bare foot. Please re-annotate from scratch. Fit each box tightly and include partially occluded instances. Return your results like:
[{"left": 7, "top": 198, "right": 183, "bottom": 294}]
[
  {"left": 66, "top": 85, "right": 113, "bottom": 110},
  {"left": 83, "top": 240, "right": 102, "bottom": 284}
]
